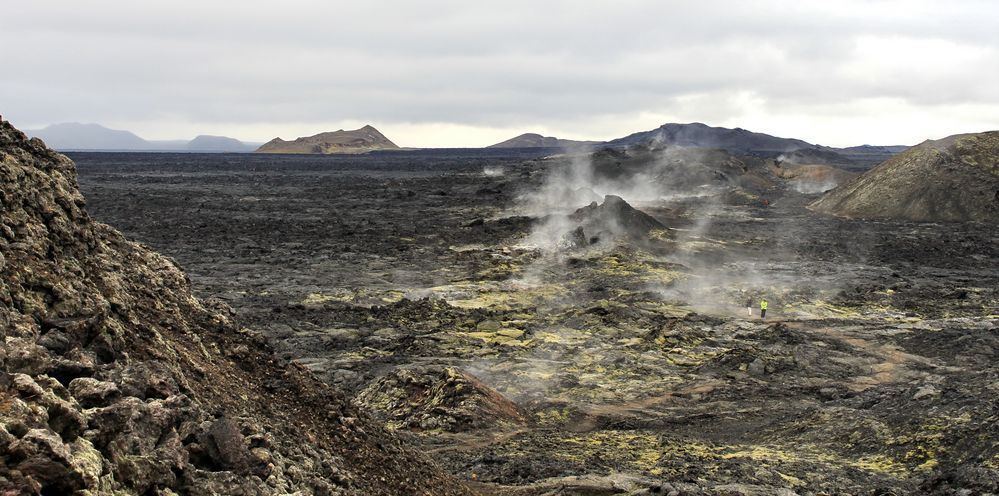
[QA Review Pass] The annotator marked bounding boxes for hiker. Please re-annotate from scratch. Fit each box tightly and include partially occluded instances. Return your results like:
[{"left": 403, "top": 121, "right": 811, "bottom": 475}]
[
  {"left": 745, "top": 297, "right": 753, "bottom": 317},
  {"left": 760, "top": 299, "right": 768, "bottom": 319}
]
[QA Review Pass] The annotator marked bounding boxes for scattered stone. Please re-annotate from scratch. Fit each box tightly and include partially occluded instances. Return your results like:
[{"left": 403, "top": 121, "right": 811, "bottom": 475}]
[{"left": 913, "top": 385, "right": 941, "bottom": 400}]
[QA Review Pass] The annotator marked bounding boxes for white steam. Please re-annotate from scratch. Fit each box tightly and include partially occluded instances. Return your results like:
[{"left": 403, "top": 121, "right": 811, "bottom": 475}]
[{"left": 515, "top": 147, "right": 726, "bottom": 251}]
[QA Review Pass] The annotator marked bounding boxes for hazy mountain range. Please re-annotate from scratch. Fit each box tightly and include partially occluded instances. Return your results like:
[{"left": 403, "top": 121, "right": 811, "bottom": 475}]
[
  {"left": 27, "top": 121, "right": 908, "bottom": 167},
  {"left": 490, "top": 122, "right": 910, "bottom": 169},
  {"left": 26, "top": 123, "right": 260, "bottom": 152}
]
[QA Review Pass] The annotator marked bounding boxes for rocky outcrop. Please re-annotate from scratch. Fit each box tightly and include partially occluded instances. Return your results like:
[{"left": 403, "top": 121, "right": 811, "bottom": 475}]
[
  {"left": 0, "top": 117, "right": 467, "bottom": 495},
  {"left": 810, "top": 131, "right": 999, "bottom": 222},
  {"left": 255, "top": 125, "right": 400, "bottom": 154},
  {"left": 356, "top": 366, "right": 526, "bottom": 432}
]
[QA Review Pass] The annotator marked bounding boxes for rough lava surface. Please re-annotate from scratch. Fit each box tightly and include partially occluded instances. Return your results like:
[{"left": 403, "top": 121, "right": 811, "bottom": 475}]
[
  {"left": 0, "top": 118, "right": 469, "bottom": 495},
  {"left": 61, "top": 133, "right": 999, "bottom": 495}
]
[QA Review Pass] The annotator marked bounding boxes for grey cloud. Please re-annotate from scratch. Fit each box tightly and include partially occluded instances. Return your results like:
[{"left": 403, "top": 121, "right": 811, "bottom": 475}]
[{"left": 2, "top": 0, "right": 998, "bottom": 143}]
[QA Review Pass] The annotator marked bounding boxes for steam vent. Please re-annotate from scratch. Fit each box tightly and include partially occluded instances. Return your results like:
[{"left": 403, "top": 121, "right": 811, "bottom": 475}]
[{"left": 0, "top": 118, "right": 468, "bottom": 495}]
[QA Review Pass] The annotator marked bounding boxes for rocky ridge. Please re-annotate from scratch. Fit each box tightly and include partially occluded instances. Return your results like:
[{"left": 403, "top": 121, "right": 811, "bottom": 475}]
[{"left": 0, "top": 117, "right": 467, "bottom": 495}]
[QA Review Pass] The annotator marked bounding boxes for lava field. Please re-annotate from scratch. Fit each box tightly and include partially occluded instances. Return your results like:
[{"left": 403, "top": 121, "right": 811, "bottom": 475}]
[{"left": 72, "top": 150, "right": 999, "bottom": 495}]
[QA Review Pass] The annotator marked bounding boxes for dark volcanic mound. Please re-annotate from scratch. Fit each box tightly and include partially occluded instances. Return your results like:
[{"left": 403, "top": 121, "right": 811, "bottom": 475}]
[
  {"left": 564, "top": 195, "right": 668, "bottom": 247},
  {"left": 810, "top": 131, "right": 999, "bottom": 222},
  {"left": 0, "top": 118, "right": 467, "bottom": 495}
]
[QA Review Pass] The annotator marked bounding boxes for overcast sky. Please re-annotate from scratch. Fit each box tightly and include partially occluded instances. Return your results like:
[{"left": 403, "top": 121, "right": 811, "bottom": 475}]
[{"left": 3, "top": 0, "right": 998, "bottom": 147}]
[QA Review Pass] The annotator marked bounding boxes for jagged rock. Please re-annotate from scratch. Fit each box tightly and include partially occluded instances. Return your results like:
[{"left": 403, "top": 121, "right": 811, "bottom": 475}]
[
  {"left": 68, "top": 377, "right": 120, "bottom": 408},
  {"left": 7, "top": 430, "right": 85, "bottom": 493},
  {"left": 9, "top": 374, "right": 86, "bottom": 440},
  {"left": 196, "top": 417, "right": 251, "bottom": 474},
  {"left": 109, "top": 361, "right": 181, "bottom": 400},
  {"left": 561, "top": 226, "right": 588, "bottom": 249}
]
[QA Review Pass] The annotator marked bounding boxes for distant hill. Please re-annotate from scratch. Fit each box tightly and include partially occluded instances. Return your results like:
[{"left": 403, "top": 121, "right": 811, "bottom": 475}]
[
  {"left": 27, "top": 122, "right": 150, "bottom": 150},
  {"left": 26, "top": 123, "right": 256, "bottom": 152},
  {"left": 255, "top": 125, "right": 399, "bottom": 154},
  {"left": 488, "top": 133, "right": 599, "bottom": 149},
  {"left": 810, "top": 131, "right": 999, "bottom": 222},
  {"left": 186, "top": 134, "right": 255, "bottom": 152}
]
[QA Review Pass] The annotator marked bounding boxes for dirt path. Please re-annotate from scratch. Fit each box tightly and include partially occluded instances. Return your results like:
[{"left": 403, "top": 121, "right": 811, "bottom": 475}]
[{"left": 786, "top": 321, "right": 934, "bottom": 392}]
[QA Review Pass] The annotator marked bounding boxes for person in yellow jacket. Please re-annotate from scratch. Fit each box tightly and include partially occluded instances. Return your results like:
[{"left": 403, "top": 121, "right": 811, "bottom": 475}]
[{"left": 760, "top": 299, "right": 768, "bottom": 319}]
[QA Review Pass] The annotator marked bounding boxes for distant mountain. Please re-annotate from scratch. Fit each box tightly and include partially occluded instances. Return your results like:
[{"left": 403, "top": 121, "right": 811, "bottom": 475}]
[
  {"left": 603, "top": 122, "right": 909, "bottom": 170},
  {"left": 810, "top": 131, "right": 999, "bottom": 222},
  {"left": 26, "top": 123, "right": 256, "bottom": 152},
  {"left": 27, "top": 122, "right": 150, "bottom": 150},
  {"left": 488, "top": 133, "right": 599, "bottom": 149},
  {"left": 833, "top": 144, "right": 911, "bottom": 170},
  {"left": 605, "top": 122, "right": 812, "bottom": 153},
  {"left": 838, "top": 144, "right": 910, "bottom": 154},
  {"left": 255, "top": 125, "right": 399, "bottom": 154},
  {"left": 186, "top": 135, "right": 254, "bottom": 152}
]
